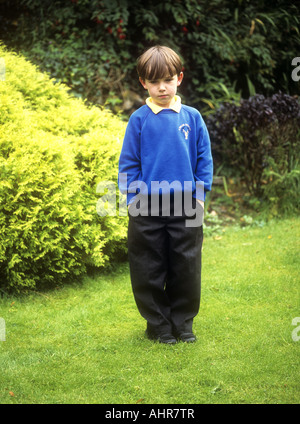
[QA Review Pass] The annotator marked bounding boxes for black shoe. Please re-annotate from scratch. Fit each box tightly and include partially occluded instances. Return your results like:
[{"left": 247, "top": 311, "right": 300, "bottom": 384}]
[
  {"left": 178, "top": 332, "right": 196, "bottom": 343},
  {"left": 145, "top": 329, "right": 177, "bottom": 344}
]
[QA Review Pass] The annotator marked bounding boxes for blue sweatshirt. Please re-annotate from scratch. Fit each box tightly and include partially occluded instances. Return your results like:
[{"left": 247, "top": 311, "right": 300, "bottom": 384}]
[{"left": 118, "top": 99, "right": 213, "bottom": 205}]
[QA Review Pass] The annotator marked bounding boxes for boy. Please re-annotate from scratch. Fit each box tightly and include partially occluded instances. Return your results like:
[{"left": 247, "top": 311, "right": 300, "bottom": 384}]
[{"left": 118, "top": 46, "right": 213, "bottom": 344}]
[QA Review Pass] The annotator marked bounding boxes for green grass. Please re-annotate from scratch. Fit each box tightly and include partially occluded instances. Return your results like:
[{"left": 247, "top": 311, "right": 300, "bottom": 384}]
[{"left": 0, "top": 217, "right": 299, "bottom": 404}]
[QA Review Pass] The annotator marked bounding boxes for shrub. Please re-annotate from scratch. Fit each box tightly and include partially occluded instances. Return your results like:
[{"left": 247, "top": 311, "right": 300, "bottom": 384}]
[
  {"left": 0, "top": 45, "right": 127, "bottom": 293},
  {"left": 261, "top": 159, "right": 300, "bottom": 216},
  {"left": 206, "top": 93, "right": 300, "bottom": 213}
]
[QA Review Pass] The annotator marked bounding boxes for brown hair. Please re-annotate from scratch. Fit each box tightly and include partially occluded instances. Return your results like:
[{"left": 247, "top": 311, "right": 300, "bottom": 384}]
[{"left": 137, "top": 45, "right": 183, "bottom": 81}]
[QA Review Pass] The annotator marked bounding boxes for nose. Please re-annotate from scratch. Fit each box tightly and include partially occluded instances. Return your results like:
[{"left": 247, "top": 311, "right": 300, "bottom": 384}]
[{"left": 158, "top": 81, "right": 166, "bottom": 91}]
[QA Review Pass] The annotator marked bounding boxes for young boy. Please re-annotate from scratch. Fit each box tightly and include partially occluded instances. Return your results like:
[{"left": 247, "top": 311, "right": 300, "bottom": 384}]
[{"left": 118, "top": 46, "right": 213, "bottom": 344}]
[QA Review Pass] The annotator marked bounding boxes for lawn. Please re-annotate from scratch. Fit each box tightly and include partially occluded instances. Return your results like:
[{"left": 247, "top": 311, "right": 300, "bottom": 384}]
[{"left": 0, "top": 217, "right": 299, "bottom": 404}]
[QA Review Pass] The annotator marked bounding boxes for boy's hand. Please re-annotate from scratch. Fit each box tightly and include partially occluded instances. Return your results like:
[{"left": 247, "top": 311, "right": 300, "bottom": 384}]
[{"left": 196, "top": 199, "right": 204, "bottom": 209}]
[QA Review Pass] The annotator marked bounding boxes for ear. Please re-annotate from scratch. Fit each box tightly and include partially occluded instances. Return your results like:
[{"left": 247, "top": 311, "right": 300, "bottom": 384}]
[
  {"left": 139, "top": 77, "right": 147, "bottom": 89},
  {"left": 177, "top": 72, "right": 184, "bottom": 86}
]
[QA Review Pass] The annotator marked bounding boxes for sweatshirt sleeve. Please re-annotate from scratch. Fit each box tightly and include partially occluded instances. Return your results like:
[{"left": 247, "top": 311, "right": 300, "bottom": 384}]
[
  {"left": 194, "top": 113, "right": 213, "bottom": 201},
  {"left": 118, "top": 113, "right": 142, "bottom": 205}
]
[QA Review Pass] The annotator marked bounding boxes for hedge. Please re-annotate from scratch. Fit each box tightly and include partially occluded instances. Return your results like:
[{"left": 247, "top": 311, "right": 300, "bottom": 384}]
[{"left": 0, "top": 45, "right": 127, "bottom": 293}]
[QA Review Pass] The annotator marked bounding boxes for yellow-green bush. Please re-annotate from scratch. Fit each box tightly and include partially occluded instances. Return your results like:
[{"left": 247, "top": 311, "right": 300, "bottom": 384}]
[{"left": 0, "top": 45, "right": 127, "bottom": 292}]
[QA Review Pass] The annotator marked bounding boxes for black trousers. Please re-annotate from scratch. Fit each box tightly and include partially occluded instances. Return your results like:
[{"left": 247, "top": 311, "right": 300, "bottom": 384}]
[{"left": 127, "top": 196, "right": 203, "bottom": 335}]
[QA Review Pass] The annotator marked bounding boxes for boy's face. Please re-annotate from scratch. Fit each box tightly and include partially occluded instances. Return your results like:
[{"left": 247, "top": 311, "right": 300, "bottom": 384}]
[{"left": 139, "top": 72, "right": 183, "bottom": 108}]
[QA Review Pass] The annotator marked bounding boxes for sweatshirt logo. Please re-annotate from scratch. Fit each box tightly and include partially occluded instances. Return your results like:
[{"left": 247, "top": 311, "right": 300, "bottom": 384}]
[{"left": 179, "top": 123, "right": 191, "bottom": 140}]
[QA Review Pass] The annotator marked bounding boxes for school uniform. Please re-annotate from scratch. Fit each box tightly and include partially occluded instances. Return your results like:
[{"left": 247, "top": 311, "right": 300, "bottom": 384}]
[{"left": 118, "top": 96, "right": 213, "bottom": 339}]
